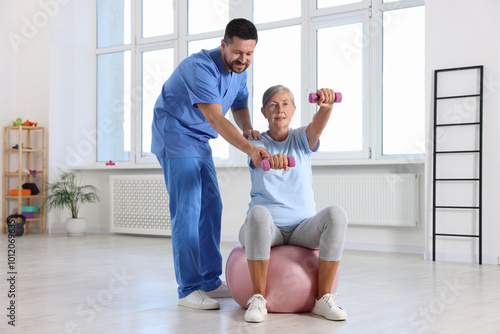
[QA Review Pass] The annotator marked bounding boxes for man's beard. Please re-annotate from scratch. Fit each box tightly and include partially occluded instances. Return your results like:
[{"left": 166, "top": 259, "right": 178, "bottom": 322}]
[{"left": 224, "top": 54, "right": 250, "bottom": 73}]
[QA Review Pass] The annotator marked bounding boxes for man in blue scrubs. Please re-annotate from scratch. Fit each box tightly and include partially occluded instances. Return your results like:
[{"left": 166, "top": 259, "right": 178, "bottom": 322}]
[{"left": 152, "top": 18, "right": 269, "bottom": 310}]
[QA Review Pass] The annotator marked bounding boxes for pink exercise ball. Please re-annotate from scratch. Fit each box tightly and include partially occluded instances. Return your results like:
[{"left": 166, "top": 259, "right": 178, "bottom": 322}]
[{"left": 226, "top": 244, "right": 339, "bottom": 313}]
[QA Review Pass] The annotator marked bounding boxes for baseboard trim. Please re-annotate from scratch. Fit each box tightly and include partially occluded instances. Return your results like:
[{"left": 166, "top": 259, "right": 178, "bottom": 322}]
[
  {"left": 48, "top": 227, "right": 111, "bottom": 234},
  {"left": 423, "top": 251, "right": 499, "bottom": 265},
  {"left": 344, "top": 242, "right": 424, "bottom": 255}
]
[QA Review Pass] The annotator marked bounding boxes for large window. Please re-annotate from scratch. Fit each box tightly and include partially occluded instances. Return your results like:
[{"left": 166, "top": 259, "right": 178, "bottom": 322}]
[{"left": 96, "top": 0, "right": 425, "bottom": 165}]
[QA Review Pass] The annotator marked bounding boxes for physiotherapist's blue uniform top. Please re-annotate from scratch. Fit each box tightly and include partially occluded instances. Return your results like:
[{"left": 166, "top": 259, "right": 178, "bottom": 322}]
[
  {"left": 248, "top": 127, "right": 319, "bottom": 228},
  {"left": 151, "top": 46, "right": 249, "bottom": 159}
]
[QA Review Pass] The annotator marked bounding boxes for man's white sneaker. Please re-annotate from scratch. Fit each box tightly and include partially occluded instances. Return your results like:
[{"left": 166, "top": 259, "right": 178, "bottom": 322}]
[
  {"left": 178, "top": 290, "right": 220, "bottom": 310},
  {"left": 312, "top": 293, "right": 347, "bottom": 321},
  {"left": 206, "top": 281, "right": 232, "bottom": 298},
  {"left": 245, "top": 294, "right": 267, "bottom": 323}
]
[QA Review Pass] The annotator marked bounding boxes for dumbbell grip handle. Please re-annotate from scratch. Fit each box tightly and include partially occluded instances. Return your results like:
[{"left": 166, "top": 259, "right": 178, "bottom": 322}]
[
  {"left": 262, "top": 156, "right": 295, "bottom": 171},
  {"left": 309, "top": 92, "right": 342, "bottom": 103}
]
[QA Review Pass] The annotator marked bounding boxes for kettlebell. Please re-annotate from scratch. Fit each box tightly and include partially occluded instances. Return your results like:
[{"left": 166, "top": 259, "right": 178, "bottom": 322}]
[{"left": 7, "top": 214, "right": 26, "bottom": 236}]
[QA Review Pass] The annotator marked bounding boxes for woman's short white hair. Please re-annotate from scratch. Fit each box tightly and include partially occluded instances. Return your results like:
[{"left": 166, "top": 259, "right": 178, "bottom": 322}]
[{"left": 262, "top": 85, "right": 295, "bottom": 108}]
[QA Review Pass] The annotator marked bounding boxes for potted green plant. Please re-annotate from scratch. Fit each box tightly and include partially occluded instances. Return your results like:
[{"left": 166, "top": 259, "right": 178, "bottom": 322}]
[{"left": 44, "top": 170, "right": 100, "bottom": 236}]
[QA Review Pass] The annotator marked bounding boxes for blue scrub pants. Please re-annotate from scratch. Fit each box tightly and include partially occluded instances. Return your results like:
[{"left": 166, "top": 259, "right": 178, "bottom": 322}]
[{"left": 158, "top": 157, "right": 223, "bottom": 298}]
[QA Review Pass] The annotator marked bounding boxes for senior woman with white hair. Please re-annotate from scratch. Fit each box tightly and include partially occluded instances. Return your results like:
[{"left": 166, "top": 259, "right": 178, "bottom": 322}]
[{"left": 238, "top": 85, "right": 349, "bottom": 323}]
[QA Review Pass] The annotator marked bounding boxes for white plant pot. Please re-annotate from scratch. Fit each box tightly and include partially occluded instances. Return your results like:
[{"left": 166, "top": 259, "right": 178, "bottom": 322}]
[{"left": 65, "top": 218, "right": 87, "bottom": 236}]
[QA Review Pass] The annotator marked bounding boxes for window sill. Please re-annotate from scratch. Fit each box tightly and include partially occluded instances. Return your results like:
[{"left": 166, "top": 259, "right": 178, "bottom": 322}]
[{"left": 312, "top": 157, "right": 425, "bottom": 167}]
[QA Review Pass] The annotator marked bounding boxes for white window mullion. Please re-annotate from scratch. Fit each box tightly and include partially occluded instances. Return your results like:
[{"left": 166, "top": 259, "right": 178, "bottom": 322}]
[
  {"left": 312, "top": 2, "right": 365, "bottom": 17},
  {"left": 131, "top": 49, "right": 142, "bottom": 164},
  {"left": 133, "top": 0, "right": 141, "bottom": 40},
  {"left": 380, "top": 0, "right": 424, "bottom": 11},
  {"left": 177, "top": 0, "right": 188, "bottom": 63},
  {"left": 96, "top": 44, "right": 131, "bottom": 55},
  {"left": 307, "top": 0, "right": 317, "bottom": 16},
  {"left": 230, "top": 0, "right": 254, "bottom": 165},
  {"left": 253, "top": 17, "right": 302, "bottom": 31},
  {"left": 303, "top": 0, "right": 316, "bottom": 128},
  {"left": 172, "top": 0, "right": 181, "bottom": 66},
  {"left": 368, "top": 3, "right": 382, "bottom": 160},
  {"left": 130, "top": 0, "right": 140, "bottom": 164}
]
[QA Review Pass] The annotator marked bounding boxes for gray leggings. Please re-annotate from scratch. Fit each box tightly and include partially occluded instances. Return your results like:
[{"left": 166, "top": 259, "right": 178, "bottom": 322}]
[{"left": 238, "top": 205, "right": 348, "bottom": 261}]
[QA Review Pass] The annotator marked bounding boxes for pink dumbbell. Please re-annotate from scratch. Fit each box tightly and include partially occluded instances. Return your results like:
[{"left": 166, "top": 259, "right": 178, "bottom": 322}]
[
  {"left": 309, "top": 92, "right": 342, "bottom": 103},
  {"left": 262, "top": 156, "right": 296, "bottom": 171}
]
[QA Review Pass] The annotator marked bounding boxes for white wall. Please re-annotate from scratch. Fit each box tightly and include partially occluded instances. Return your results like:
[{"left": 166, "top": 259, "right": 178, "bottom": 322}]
[
  {"left": 0, "top": 0, "right": 51, "bottom": 232},
  {"left": 46, "top": 0, "right": 96, "bottom": 231},
  {"left": 49, "top": 0, "right": 95, "bottom": 172},
  {"left": 0, "top": 0, "right": 51, "bottom": 124},
  {"left": 425, "top": 0, "right": 500, "bottom": 263},
  {"left": 0, "top": 2, "right": 18, "bottom": 118},
  {"left": 0, "top": 2, "right": 18, "bottom": 224}
]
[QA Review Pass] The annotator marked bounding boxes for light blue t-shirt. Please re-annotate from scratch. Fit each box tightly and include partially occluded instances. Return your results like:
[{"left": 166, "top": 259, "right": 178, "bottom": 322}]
[
  {"left": 151, "top": 46, "right": 249, "bottom": 158},
  {"left": 248, "top": 127, "right": 319, "bottom": 227}
]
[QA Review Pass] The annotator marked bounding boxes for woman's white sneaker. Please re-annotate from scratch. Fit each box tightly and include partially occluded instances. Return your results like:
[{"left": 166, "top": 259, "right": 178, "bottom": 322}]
[
  {"left": 245, "top": 294, "right": 267, "bottom": 322},
  {"left": 312, "top": 294, "right": 347, "bottom": 321},
  {"left": 178, "top": 290, "right": 220, "bottom": 310}
]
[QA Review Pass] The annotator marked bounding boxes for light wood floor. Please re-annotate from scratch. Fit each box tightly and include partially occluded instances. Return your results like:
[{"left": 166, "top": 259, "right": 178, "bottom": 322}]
[{"left": 2, "top": 234, "right": 500, "bottom": 334}]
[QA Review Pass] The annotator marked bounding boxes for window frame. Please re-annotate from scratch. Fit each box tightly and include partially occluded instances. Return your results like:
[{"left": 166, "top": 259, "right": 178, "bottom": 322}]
[
  {"left": 309, "top": 10, "right": 370, "bottom": 161},
  {"left": 375, "top": 0, "right": 426, "bottom": 163},
  {"left": 378, "top": 1, "right": 426, "bottom": 158},
  {"left": 95, "top": 0, "right": 425, "bottom": 168}
]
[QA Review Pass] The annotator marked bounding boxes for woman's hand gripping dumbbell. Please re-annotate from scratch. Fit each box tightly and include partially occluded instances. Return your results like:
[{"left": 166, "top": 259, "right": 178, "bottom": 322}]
[
  {"left": 262, "top": 155, "right": 296, "bottom": 171},
  {"left": 309, "top": 92, "right": 342, "bottom": 103}
]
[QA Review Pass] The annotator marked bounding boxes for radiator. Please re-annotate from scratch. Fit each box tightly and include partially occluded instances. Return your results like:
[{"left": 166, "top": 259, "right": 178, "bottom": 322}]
[
  {"left": 109, "top": 173, "right": 419, "bottom": 236},
  {"left": 312, "top": 174, "right": 419, "bottom": 227},
  {"left": 110, "top": 175, "right": 171, "bottom": 235}
]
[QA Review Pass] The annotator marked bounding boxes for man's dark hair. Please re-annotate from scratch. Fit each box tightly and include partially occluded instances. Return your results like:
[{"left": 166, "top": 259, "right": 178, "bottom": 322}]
[{"left": 224, "top": 18, "right": 258, "bottom": 45}]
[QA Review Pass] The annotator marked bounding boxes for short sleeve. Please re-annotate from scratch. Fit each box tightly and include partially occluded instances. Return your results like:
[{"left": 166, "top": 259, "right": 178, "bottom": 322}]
[
  {"left": 295, "top": 126, "right": 319, "bottom": 154},
  {"left": 181, "top": 58, "right": 222, "bottom": 107}
]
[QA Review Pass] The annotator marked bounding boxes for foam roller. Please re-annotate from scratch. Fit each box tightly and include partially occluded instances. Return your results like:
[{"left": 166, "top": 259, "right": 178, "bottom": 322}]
[
  {"left": 262, "top": 156, "right": 296, "bottom": 171},
  {"left": 309, "top": 92, "right": 342, "bottom": 103}
]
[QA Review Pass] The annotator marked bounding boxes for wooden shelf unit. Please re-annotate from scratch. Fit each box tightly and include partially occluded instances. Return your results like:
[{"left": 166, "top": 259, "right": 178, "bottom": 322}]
[{"left": 2, "top": 126, "right": 46, "bottom": 234}]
